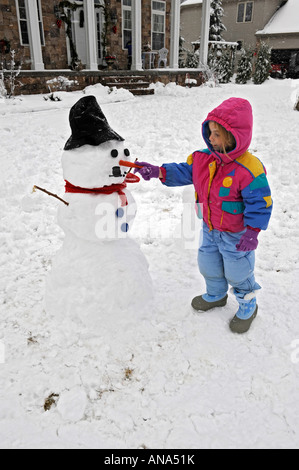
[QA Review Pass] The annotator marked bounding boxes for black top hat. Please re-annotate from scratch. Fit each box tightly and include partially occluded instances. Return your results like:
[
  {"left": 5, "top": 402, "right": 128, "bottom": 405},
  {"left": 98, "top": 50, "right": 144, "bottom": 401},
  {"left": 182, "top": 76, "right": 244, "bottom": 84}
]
[{"left": 64, "top": 95, "right": 124, "bottom": 150}]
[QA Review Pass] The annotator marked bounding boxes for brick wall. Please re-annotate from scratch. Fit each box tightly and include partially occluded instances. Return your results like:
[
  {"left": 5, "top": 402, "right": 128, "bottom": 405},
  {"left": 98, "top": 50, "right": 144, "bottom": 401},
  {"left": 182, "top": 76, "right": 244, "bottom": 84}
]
[
  {"left": 0, "top": 0, "right": 68, "bottom": 70},
  {"left": 107, "top": 0, "right": 173, "bottom": 71},
  {"left": 0, "top": 0, "right": 31, "bottom": 68},
  {"left": 40, "top": 0, "right": 68, "bottom": 70},
  {"left": 5, "top": 69, "right": 204, "bottom": 96}
]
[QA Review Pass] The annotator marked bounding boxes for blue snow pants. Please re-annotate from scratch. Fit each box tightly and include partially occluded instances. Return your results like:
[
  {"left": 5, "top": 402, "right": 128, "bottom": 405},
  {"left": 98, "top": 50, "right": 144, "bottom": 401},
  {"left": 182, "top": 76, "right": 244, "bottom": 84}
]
[{"left": 198, "top": 222, "right": 261, "bottom": 299}]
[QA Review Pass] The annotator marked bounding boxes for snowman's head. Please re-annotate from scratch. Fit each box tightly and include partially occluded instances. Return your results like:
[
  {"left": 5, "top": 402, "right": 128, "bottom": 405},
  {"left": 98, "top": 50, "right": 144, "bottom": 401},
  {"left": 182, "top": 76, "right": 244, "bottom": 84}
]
[
  {"left": 62, "top": 96, "right": 133, "bottom": 188},
  {"left": 62, "top": 140, "right": 132, "bottom": 188}
]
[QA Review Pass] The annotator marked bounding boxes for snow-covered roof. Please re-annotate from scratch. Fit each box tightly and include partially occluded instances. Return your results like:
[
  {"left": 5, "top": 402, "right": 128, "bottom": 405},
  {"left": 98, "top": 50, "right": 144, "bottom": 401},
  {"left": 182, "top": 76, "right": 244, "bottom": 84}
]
[
  {"left": 256, "top": 0, "right": 299, "bottom": 35},
  {"left": 181, "top": 0, "right": 203, "bottom": 7}
]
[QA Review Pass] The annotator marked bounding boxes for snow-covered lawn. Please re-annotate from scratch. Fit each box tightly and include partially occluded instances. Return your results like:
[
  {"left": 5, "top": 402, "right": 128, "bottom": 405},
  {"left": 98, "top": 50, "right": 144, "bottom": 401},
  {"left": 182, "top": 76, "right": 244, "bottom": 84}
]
[{"left": 1, "top": 78, "right": 299, "bottom": 449}]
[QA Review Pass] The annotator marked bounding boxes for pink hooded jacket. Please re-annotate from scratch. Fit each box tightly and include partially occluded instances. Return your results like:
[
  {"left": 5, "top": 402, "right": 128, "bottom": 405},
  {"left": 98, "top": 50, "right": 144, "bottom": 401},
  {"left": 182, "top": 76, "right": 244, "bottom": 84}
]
[{"left": 162, "top": 97, "right": 272, "bottom": 232}]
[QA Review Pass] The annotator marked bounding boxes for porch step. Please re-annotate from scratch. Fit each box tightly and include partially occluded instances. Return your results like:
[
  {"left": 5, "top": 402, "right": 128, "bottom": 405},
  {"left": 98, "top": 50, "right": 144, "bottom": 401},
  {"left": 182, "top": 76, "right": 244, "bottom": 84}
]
[
  {"left": 130, "top": 88, "right": 155, "bottom": 96},
  {"left": 100, "top": 75, "right": 154, "bottom": 96},
  {"left": 105, "top": 81, "right": 150, "bottom": 89}
]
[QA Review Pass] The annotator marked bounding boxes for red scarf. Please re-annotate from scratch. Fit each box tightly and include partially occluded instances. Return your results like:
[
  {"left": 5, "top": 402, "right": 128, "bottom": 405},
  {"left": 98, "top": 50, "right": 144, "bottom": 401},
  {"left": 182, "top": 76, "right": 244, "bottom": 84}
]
[{"left": 65, "top": 180, "right": 128, "bottom": 206}]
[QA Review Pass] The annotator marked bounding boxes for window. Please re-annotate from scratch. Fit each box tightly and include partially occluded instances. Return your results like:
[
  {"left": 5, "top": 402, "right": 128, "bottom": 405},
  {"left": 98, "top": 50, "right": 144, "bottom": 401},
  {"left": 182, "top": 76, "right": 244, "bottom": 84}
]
[
  {"left": 16, "top": 0, "right": 29, "bottom": 45},
  {"left": 152, "top": 1, "right": 165, "bottom": 50},
  {"left": 16, "top": 0, "right": 44, "bottom": 46},
  {"left": 237, "top": 2, "right": 253, "bottom": 23},
  {"left": 122, "top": 0, "right": 132, "bottom": 49}
]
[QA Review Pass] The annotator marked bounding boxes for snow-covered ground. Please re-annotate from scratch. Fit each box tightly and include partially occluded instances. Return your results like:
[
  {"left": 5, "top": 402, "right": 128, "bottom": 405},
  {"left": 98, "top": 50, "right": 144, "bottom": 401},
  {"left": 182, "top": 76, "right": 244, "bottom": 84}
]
[{"left": 1, "top": 78, "right": 299, "bottom": 449}]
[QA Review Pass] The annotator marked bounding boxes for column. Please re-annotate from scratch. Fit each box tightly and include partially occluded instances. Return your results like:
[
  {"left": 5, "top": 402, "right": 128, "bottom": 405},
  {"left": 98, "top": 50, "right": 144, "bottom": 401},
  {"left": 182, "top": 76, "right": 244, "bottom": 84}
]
[
  {"left": 131, "top": 0, "right": 142, "bottom": 71},
  {"left": 199, "top": 0, "right": 211, "bottom": 66},
  {"left": 169, "top": 0, "right": 180, "bottom": 69},
  {"left": 25, "top": 0, "right": 44, "bottom": 70},
  {"left": 83, "top": 1, "right": 98, "bottom": 70}
]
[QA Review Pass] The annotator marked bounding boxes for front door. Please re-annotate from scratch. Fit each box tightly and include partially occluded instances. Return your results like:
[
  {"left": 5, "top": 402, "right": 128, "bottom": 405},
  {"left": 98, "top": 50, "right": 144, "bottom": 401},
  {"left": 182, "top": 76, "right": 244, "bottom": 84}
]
[{"left": 70, "top": 4, "right": 103, "bottom": 67}]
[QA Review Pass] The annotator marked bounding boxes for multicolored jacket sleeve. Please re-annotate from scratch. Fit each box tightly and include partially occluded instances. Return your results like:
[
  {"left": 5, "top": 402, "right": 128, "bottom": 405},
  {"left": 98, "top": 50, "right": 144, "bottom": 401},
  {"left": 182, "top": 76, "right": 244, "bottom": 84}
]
[
  {"left": 237, "top": 153, "right": 272, "bottom": 230},
  {"left": 160, "top": 162, "right": 193, "bottom": 187}
]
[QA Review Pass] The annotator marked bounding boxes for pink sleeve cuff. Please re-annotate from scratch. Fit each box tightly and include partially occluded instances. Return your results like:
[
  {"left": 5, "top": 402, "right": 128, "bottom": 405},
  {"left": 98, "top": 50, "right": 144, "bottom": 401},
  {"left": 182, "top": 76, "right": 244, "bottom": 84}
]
[
  {"left": 247, "top": 226, "right": 261, "bottom": 233},
  {"left": 159, "top": 166, "right": 167, "bottom": 183}
]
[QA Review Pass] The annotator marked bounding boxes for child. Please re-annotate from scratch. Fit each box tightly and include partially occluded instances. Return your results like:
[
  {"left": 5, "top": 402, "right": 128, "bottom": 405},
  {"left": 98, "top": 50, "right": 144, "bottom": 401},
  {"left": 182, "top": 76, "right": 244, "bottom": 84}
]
[{"left": 135, "top": 97, "right": 272, "bottom": 334}]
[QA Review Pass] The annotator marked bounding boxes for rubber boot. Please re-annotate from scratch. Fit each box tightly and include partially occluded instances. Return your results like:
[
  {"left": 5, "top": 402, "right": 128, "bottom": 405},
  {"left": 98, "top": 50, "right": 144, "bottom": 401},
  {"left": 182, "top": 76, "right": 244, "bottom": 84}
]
[
  {"left": 229, "top": 296, "right": 257, "bottom": 334},
  {"left": 192, "top": 294, "right": 228, "bottom": 312}
]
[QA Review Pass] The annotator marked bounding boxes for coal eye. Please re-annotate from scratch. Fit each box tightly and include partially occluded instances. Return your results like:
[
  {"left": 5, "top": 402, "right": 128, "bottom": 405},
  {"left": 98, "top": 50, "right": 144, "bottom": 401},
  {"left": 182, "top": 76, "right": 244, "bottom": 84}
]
[
  {"left": 124, "top": 148, "right": 130, "bottom": 157},
  {"left": 111, "top": 149, "right": 118, "bottom": 158}
]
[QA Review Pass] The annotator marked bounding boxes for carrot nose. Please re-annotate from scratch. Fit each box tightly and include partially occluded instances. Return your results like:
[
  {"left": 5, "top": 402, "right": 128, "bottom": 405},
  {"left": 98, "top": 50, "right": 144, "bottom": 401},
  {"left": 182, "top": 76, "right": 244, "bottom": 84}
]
[{"left": 119, "top": 160, "right": 143, "bottom": 169}]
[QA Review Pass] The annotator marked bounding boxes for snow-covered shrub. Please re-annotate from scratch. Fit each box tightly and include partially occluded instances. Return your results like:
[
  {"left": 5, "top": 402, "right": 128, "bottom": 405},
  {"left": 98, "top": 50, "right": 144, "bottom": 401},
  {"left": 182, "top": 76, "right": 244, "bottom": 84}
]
[
  {"left": 209, "top": 0, "right": 226, "bottom": 43},
  {"left": 236, "top": 48, "right": 253, "bottom": 84},
  {"left": 179, "top": 36, "right": 187, "bottom": 68},
  {"left": 208, "top": 44, "right": 235, "bottom": 84},
  {"left": 253, "top": 42, "right": 271, "bottom": 85},
  {"left": 0, "top": 50, "right": 21, "bottom": 98},
  {"left": 217, "top": 50, "right": 235, "bottom": 83},
  {"left": 185, "top": 50, "right": 199, "bottom": 68},
  {"left": 201, "top": 64, "right": 219, "bottom": 87},
  {"left": 0, "top": 73, "right": 7, "bottom": 98},
  {"left": 46, "top": 75, "right": 79, "bottom": 92},
  {"left": 44, "top": 76, "right": 79, "bottom": 102}
]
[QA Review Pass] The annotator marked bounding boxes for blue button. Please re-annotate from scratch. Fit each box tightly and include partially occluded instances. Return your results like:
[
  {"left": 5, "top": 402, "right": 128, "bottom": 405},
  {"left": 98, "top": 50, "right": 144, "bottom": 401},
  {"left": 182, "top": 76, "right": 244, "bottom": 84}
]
[
  {"left": 121, "top": 223, "right": 129, "bottom": 232},
  {"left": 116, "top": 208, "right": 124, "bottom": 218}
]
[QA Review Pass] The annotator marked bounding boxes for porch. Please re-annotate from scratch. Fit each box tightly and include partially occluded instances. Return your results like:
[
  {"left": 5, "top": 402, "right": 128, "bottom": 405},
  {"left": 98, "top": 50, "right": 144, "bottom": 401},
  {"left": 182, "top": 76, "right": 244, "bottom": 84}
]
[{"left": 12, "top": 69, "right": 205, "bottom": 96}]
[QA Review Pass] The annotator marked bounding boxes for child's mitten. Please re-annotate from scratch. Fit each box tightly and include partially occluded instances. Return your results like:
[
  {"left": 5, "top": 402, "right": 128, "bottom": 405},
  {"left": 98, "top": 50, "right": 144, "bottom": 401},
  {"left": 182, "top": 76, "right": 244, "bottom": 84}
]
[
  {"left": 134, "top": 161, "right": 160, "bottom": 181},
  {"left": 236, "top": 228, "right": 259, "bottom": 252}
]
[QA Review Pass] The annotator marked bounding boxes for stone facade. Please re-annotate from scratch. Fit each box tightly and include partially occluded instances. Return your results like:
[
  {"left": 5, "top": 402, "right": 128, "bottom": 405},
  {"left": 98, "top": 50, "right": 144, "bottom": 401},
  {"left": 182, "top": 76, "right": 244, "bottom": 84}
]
[
  {"left": 38, "top": 0, "right": 68, "bottom": 70},
  {"left": 1, "top": 1, "right": 190, "bottom": 96},
  {"left": 101, "top": 0, "right": 173, "bottom": 71},
  {"left": 0, "top": 0, "right": 173, "bottom": 71},
  {"left": 0, "top": 0, "right": 68, "bottom": 69},
  {"left": 0, "top": 0, "right": 29, "bottom": 67}
]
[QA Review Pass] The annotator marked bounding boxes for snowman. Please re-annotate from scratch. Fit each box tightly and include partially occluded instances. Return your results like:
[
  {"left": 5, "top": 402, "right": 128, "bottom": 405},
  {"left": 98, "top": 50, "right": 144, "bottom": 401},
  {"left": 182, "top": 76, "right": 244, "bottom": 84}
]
[{"left": 45, "top": 96, "right": 153, "bottom": 335}]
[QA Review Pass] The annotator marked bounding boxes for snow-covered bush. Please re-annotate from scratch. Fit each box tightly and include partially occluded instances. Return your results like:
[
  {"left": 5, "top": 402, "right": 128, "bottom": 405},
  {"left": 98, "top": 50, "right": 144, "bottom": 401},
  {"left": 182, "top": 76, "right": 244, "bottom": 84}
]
[
  {"left": 185, "top": 50, "right": 199, "bottom": 68},
  {"left": 236, "top": 48, "right": 253, "bottom": 84},
  {"left": 46, "top": 75, "right": 79, "bottom": 92},
  {"left": 0, "top": 50, "right": 21, "bottom": 98},
  {"left": 209, "top": 0, "right": 226, "bottom": 43},
  {"left": 217, "top": 50, "right": 235, "bottom": 83},
  {"left": 253, "top": 41, "right": 271, "bottom": 85},
  {"left": 207, "top": 44, "right": 235, "bottom": 84},
  {"left": 201, "top": 64, "right": 219, "bottom": 87},
  {"left": 179, "top": 36, "right": 187, "bottom": 68},
  {"left": 0, "top": 73, "right": 7, "bottom": 98}
]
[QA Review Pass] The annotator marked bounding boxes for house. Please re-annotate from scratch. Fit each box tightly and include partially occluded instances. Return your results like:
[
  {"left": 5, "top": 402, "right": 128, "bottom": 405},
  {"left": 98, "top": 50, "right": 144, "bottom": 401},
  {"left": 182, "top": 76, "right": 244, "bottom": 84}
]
[
  {"left": 1, "top": 0, "right": 196, "bottom": 94},
  {"left": 0, "top": 0, "right": 181, "bottom": 70},
  {"left": 256, "top": 0, "right": 299, "bottom": 77},
  {"left": 180, "top": 0, "right": 299, "bottom": 77}
]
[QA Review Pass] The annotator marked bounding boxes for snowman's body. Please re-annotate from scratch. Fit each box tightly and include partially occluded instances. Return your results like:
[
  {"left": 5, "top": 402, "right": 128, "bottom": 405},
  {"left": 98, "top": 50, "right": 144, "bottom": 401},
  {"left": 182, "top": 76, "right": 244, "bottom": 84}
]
[
  {"left": 58, "top": 141, "right": 137, "bottom": 243},
  {"left": 45, "top": 101, "right": 153, "bottom": 333}
]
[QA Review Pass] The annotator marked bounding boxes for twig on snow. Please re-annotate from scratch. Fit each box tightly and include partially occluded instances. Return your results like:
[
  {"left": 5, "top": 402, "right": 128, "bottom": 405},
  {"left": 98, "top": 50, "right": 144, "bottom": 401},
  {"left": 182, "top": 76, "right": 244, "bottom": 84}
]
[{"left": 33, "top": 185, "right": 69, "bottom": 206}]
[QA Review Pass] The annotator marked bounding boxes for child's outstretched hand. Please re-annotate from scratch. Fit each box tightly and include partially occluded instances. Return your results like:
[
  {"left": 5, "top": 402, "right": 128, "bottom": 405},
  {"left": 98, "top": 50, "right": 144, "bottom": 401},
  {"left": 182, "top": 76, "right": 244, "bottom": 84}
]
[
  {"left": 134, "top": 161, "right": 160, "bottom": 181},
  {"left": 236, "top": 228, "right": 259, "bottom": 251}
]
